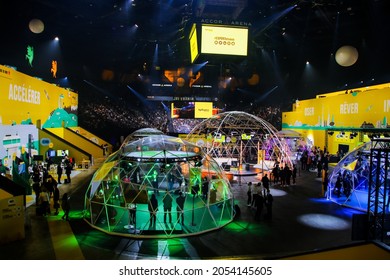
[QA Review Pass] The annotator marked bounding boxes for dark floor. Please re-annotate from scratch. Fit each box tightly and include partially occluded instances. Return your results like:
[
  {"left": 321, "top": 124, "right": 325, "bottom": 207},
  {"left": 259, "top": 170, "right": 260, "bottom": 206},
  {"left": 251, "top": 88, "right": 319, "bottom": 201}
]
[{"left": 1, "top": 165, "right": 390, "bottom": 260}]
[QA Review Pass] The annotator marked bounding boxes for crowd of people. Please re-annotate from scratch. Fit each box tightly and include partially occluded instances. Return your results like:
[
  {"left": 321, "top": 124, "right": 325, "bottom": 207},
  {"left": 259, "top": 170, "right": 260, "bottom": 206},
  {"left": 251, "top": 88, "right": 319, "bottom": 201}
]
[
  {"left": 78, "top": 97, "right": 170, "bottom": 145},
  {"left": 30, "top": 157, "right": 72, "bottom": 220},
  {"left": 248, "top": 105, "right": 282, "bottom": 129},
  {"left": 246, "top": 179, "right": 274, "bottom": 222},
  {"left": 78, "top": 94, "right": 283, "bottom": 147}
]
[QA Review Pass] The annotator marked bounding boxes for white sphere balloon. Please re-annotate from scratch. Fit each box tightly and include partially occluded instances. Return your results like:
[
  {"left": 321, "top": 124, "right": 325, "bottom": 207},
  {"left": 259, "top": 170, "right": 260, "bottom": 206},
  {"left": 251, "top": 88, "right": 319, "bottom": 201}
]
[
  {"left": 29, "top": 19, "right": 45, "bottom": 34},
  {"left": 335, "top": 45, "right": 358, "bottom": 67}
]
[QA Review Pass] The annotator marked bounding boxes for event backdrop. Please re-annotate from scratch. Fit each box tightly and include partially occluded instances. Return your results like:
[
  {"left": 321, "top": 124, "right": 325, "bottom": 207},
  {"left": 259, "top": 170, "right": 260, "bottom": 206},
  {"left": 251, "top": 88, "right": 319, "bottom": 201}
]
[
  {"left": 282, "top": 83, "right": 390, "bottom": 129},
  {"left": 0, "top": 64, "right": 78, "bottom": 128}
]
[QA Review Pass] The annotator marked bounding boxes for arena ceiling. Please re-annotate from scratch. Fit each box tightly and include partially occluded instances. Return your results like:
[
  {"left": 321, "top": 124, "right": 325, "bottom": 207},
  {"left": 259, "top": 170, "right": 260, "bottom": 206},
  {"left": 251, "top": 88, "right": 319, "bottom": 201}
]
[{"left": 1, "top": 0, "right": 389, "bottom": 104}]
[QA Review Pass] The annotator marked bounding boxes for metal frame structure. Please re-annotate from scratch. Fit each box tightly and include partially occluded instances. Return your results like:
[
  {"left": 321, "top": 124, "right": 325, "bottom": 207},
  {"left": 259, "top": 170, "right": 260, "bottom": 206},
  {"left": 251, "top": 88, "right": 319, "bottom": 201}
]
[
  {"left": 186, "top": 111, "right": 293, "bottom": 170},
  {"left": 83, "top": 134, "right": 234, "bottom": 238},
  {"left": 368, "top": 139, "right": 390, "bottom": 242}
]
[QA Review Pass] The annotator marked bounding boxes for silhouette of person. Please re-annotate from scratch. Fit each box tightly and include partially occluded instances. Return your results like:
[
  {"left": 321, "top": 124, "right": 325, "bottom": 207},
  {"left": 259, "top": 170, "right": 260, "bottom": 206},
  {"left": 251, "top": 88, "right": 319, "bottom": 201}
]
[
  {"left": 128, "top": 203, "right": 136, "bottom": 227},
  {"left": 148, "top": 193, "right": 158, "bottom": 227},
  {"left": 57, "top": 163, "right": 63, "bottom": 184},
  {"left": 292, "top": 164, "right": 297, "bottom": 185},
  {"left": 162, "top": 189, "right": 173, "bottom": 223},
  {"left": 65, "top": 162, "right": 72, "bottom": 183},
  {"left": 61, "top": 193, "right": 70, "bottom": 221},
  {"left": 264, "top": 190, "right": 273, "bottom": 220},
  {"left": 254, "top": 193, "right": 264, "bottom": 221},
  {"left": 201, "top": 177, "right": 209, "bottom": 200},
  {"left": 53, "top": 183, "right": 60, "bottom": 215},
  {"left": 261, "top": 174, "right": 270, "bottom": 192},
  {"left": 246, "top": 182, "right": 252, "bottom": 206},
  {"left": 176, "top": 191, "right": 185, "bottom": 225}
]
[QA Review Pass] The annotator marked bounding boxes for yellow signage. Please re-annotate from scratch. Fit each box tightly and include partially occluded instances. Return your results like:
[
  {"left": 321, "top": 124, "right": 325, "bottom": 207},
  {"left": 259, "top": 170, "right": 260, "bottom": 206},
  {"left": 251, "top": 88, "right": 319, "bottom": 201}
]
[
  {"left": 189, "top": 24, "right": 199, "bottom": 63},
  {"left": 0, "top": 65, "right": 78, "bottom": 127},
  {"left": 201, "top": 24, "right": 248, "bottom": 56},
  {"left": 195, "top": 102, "right": 213, "bottom": 118},
  {"left": 283, "top": 84, "right": 390, "bottom": 129}
]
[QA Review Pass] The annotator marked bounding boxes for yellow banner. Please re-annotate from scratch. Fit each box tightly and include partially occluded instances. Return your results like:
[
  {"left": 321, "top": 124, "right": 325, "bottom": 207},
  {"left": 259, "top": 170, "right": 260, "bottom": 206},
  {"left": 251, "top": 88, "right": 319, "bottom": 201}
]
[
  {"left": 195, "top": 102, "right": 213, "bottom": 119},
  {"left": 0, "top": 65, "right": 78, "bottom": 127},
  {"left": 283, "top": 84, "right": 390, "bottom": 129}
]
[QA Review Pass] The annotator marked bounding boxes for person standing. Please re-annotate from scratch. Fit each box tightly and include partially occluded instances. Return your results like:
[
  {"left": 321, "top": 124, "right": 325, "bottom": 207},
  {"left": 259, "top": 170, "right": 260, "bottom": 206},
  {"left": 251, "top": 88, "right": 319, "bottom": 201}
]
[
  {"left": 148, "top": 193, "right": 158, "bottom": 227},
  {"left": 271, "top": 164, "right": 280, "bottom": 185},
  {"left": 246, "top": 182, "right": 253, "bottom": 206},
  {"left": 264, "top": 190, "right": 273, "bottom": 220},
  {"left": 254, "top": 193, "right": 264, "bottom": 221},
  {"left": 61, "top": 193, "right": 70, "bottom": 221},
  {"left": 176, "top": 191, "right": 185, "bottom": 225},
  {"left": 57, "top": 163, "right": 63, "bottom": 184},
  {"left": 128, "top": 203, "right": 137, "bottom": 227},
  {"left": 43, "top": 174, "right": 55, "bottom": 198},
  {"left": 335, "top": 174, "right": 342, "bottom": 198},
  {"left": 46, "top": 156, "right": 53, "bottom": 172},
  {"left": 39, "top": 188, "right": 50, "bottom": 216},
  {"left": 53, "top": 184, "right": 60, "bottom": 215},
  {"left": 251, "top": 182, "right": 263, "bottom": 208},
  {"left": 292, "top": 164, "right": 297, "bottom": 185},
  {"left": 317, "top": 161, "right": 322, "bottom": 178},
  {"left": 284, "top": 165, "right": 292, "bottom": 186},
  {"left": 323, "top": 171, "right": 329, "bottom": 198},
  {"left": 261, "top": 174, "right": 270, "bottom": 193},
  {"left": 201, "top": 177, "right": 209, "bottom": 200},
  {"left": 162, "top": 189, "right": 173, "bottom": 223},
  {"left": 168, "top": 173, "right": 175, "bottom": 191},
  {"left": 31, "top": 168, "right": 41, "bottom": 205},
  {"left": 152, "top": 169, "right": 159, "bottom": 195},
  {"left": 65, "top": 162, "right": 72, "bottom": 183}
]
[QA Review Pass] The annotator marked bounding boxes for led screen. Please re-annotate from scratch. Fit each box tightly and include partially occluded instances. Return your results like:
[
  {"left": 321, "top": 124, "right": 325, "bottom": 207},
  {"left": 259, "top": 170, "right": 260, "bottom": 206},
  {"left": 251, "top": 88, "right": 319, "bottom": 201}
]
[
  {"left": 57, "top": 149, "right": 69, "bottom": 157},
  {"left": 47, "top": 150, "right": 56, "bottom": 157},
  {"left": 201, "top": 24, "right": 248, "bottom": 56},
  {"left": 241, "top": 134, "right": 252, "bottom": 140},
  {"left": 189, "top": 24, "right": 199, "bottom": 63},
  {"left": 171, "top": 102, "right": 223, "bottom": 119}
]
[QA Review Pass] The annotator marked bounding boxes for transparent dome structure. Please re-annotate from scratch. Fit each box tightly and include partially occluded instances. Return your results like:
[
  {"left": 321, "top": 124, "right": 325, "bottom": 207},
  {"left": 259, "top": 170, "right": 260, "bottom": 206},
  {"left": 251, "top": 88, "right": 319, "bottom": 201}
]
[
  {"left": 186, "top": 111, "right": 293, "bottom": 171},
  {"left": 121, "top": 128, "right": 164, "bottom": 147},
  {"left": 276, "top": 130, "right": 312, "bottom": 162},
  {"left": 83, "top": 134, "right": 234, "bottom": 238},
  {"left": 327, "top": 141, "right": 373, "bottom": 211}
]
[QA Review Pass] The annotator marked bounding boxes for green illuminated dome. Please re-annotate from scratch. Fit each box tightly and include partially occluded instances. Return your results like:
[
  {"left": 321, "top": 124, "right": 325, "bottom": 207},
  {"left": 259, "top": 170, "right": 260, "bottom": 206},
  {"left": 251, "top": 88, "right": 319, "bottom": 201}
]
[{"left": 83, "top": 134, "right": 234, "bottom": 238}]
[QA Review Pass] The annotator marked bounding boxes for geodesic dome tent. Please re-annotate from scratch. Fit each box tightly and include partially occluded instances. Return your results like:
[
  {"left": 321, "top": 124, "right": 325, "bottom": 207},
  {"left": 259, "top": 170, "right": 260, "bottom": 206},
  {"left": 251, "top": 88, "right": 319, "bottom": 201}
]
[
  {"left": 120, "top": 128, "right": 164, "bottom": 147},
  {"left": 327, "top": 140, "right": 375, "bottom": 211},
  {"left": 276, "top": 130, "right": 312, "bottom": 161},
  {"left": 83, "top": 134, "right": 234, "bottom": 238},
  {"left": 186, "top": 111, "right": 293, "bottom": 171}
]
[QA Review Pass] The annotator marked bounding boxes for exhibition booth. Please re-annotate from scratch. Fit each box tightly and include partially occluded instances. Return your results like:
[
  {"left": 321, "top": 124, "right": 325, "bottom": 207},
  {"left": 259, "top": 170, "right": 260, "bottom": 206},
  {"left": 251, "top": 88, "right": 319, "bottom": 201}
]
[{"left": 83, "top": 134, "right": 234, "bottom": 238}]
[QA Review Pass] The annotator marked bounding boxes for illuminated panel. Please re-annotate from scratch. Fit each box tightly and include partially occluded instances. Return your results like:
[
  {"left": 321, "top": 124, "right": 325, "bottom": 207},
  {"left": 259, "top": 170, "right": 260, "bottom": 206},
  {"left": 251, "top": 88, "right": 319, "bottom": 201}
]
[
  {"left": 171, "top": 102, "right": 218, "bottom": 119},
  {"left": 195, "top": 102, "right": 213, "bottom": 118},
  {"left": 189, "top": 24, "right": 199, "bottom": 63},
  {"left": 241, "top": 133, "right": 251, "bottom": 140},
  {"left": 201, "top": 24, "right": 248, "bottom": 56}
]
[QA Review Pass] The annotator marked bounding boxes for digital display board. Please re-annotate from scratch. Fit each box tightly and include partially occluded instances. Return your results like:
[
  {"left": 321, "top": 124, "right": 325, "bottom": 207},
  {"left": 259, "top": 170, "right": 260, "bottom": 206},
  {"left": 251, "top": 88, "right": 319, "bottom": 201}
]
[
  {"left": 241, "top": 134, "right": 252, "bottom": 140},
  {"left": 201, "top": 24, "right": 248, "bottom": 56},
  {"left": 57, "top": 149, "right": 69, "bottom": 157},
  {"left": 171, "top": 102, "right": 223, "bottom": 119},
  {"left": 189, "top": 24, "right": 199, "bottom": 63}
]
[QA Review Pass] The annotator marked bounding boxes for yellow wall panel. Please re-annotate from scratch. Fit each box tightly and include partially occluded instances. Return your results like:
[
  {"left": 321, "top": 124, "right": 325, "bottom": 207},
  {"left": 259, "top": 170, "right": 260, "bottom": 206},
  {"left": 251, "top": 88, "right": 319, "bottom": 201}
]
[
  {"left": 0, "top": 65, "right": 78, "bottom": 126},
  {"left": 282, "top": 83, "right": 390, "bottom": 154}
]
